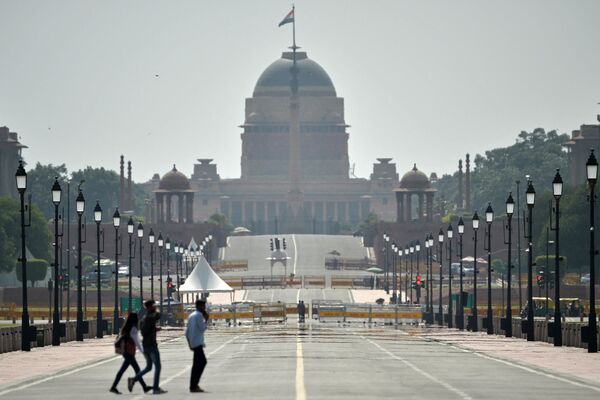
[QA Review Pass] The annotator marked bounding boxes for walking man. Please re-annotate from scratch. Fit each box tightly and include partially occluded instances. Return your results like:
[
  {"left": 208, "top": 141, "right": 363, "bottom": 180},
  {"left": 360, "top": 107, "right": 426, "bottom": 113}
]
[
  {"left": 186, "top": 299, "right": 208, "bottom": 393},
  {"left": 129, "top": 299, "right": 166, "bottom": 395}
]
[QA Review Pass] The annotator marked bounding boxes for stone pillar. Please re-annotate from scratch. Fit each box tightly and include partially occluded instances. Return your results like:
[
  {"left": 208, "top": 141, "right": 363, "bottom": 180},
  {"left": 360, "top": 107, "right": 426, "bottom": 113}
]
[
  {"left": 457, "top": 159, "right": 464, "bottom": 209},
  {"left": 465, "top": 154, "right": 471, "bottom": 210},
  {"left": 406, "top": 193, "right": 413, "bottom": 222},
  {"left": 119, "top": 156, "right": 125, "bottom": 210},
  {"left": 395, "top": 192, "right": 405, "bottom": 223},
  {"left": 166, "top": 193, "right": 172, "bottom": 223},
  {"left": 187, "top": 194, "right": 194, "bottom": 223},
  {"left": 426, "top": 193, "right": 434, "bottom": 222},
  {"left": 178, "top": 194, "right": 184, "bottom": 224},
  {"left": 418, "top": 193, "right": 424, "bottom": 220}
]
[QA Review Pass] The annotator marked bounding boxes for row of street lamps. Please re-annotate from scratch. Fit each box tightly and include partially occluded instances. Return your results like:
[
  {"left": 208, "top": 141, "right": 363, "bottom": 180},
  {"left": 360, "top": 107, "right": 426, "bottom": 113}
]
[
  {"left": 15, "top": 162, "right": 213, "bottom": 351},
  {"left": 381, "top": 149, "right": 597, "bottom": 353}
]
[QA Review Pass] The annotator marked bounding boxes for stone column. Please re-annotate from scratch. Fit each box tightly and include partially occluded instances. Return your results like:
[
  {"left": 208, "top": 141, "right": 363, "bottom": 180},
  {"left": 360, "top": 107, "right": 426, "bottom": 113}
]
[
  {"left": 166, "top": 193, "right": 172, "bottom": 223},
  {"left": 178, "top": 194, "right": 184, "bottom": 223},
  {"left": 187, "top": 194, "right": 194, "bottom": 223},
  {"left": 395, "top": 192, "right": 404, "bottom": 223},
  {"left": 406, "top": 193, "right": 413, "bottom": 222},
  {"left": 418, "top": 193, "right": 424, "bottom": 220},
  {"left": 426, "top": 193, "right": 434, "bottom": 222}
]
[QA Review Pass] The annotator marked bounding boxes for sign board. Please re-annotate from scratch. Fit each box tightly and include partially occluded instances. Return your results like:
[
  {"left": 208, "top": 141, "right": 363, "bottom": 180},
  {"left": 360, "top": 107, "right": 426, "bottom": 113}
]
[{"left": 120, "top": 297, "right": 142, "bottom": 313}]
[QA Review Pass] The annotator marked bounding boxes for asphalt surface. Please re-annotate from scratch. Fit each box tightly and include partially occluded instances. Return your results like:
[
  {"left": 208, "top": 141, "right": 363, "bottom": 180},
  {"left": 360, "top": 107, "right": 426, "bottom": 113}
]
[{"left": 3, "top": 321, "right": 600, "bottom": 399}]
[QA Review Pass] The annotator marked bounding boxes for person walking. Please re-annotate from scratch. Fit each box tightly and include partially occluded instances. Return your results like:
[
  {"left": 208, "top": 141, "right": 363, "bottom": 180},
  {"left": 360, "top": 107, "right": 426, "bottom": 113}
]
[
  {"left": 186, "top": 299, "right": 208, "bottom": 393},
  {"left": 110, "top": 313, "right": 150, "bottom": 394},
  {"left": 129, "top": 300, "right": 166, "bottom": 395}
]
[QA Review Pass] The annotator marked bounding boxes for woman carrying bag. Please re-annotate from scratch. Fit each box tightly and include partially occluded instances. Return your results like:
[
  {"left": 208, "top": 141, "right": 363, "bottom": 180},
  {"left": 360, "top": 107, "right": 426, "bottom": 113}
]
[{"left": 110, "top": 313, "right": 151, "bottom": 394}]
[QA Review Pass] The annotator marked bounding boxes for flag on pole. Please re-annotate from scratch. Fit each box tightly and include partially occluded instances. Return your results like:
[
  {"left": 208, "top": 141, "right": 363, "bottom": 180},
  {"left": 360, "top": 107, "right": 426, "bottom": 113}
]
[{"left": 278, "top": 8, "right": 294, "bottom": 27}]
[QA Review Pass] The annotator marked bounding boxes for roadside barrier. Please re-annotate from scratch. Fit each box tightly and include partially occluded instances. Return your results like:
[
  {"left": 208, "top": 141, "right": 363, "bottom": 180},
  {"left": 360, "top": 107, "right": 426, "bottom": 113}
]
[{"left": 317, "top": 303, "right": 423, "bottom": 325}]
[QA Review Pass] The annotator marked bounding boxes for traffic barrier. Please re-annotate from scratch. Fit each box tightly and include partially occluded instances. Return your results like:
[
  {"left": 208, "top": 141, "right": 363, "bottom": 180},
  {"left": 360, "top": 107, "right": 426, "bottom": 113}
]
[
  {"left": 254, "top": 303, "right": 286, "bottom": 324},
  {"left": 208, "top": 304, "right": 254, "bottom": 325},
  {"left": 316, "top": 304, "right": 423, "bottom": 325},
  {"left": 304, "top": 276, "right": 326, "bottom": 289}
]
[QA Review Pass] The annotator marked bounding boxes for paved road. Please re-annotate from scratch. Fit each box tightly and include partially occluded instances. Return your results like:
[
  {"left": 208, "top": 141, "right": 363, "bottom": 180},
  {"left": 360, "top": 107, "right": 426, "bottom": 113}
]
[{"left": 3, "top": 322, "right": 599, "bottom": 399}]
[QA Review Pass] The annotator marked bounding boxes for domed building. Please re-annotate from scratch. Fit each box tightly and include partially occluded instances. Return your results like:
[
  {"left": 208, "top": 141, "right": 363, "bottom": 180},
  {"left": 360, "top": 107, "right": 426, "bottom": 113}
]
[
  {"left": 394, "top": 164, "right": 436, "bottom": 222},
  {"left": 147, "top": 49, "right": 418, "bottom": 233},
  {"left": 154, "top": 165, "right": 195, "bottom": 224}
]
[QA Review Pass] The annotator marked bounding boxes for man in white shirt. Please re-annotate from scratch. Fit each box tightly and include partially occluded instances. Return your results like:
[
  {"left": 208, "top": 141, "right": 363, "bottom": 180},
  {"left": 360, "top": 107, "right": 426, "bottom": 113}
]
[{"left": 185, "top": 299, "right": 208, "bottom": 393}]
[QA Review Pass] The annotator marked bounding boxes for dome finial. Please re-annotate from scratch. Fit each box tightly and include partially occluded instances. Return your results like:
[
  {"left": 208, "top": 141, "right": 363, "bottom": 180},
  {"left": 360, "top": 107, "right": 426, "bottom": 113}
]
[
  {"left": 172, "top": 164, "right": 177, "bottom": 171},
  {"left": 412, "top": 163, "right": 418, "bottom": 171}
]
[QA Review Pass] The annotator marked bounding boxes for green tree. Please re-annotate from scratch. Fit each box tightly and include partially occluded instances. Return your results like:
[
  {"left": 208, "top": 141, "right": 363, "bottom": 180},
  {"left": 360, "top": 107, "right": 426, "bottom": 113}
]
[
  {"left": 207, "top": 213, "right": 233, "bottom": 233},
  {"left": 71, "top": 166, "right": 121, "bottom": 220},
  {"left": 0, "top": 197, "right": 52, "bottom": 272},
  {"left": 15, "top": 258, "right": 49, "bottom": 287},
  {"left": 26, "top": 162, "right": 69, "bottom": 220}
]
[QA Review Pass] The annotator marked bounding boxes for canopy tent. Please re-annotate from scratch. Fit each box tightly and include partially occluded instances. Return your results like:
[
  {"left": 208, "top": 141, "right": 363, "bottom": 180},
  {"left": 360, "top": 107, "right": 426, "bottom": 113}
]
[{"left": 179, "top": 255, "right": 233, "bottom": 293}]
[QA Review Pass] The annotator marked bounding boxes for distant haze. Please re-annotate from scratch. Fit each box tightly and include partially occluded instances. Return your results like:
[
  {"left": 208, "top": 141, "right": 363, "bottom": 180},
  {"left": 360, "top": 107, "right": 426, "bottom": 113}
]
[{"left": 1, "top": 0, "right": 599, "bottom": 182}]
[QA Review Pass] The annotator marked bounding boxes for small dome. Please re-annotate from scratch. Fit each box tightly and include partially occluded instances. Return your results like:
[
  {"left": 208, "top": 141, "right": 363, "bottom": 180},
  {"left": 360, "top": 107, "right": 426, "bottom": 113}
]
[
  {"left": 159, "top": 165, "right": 190, "bottom": 191},
  {"left": 400, "top": 164, "right": 430, "bottom": 189}
]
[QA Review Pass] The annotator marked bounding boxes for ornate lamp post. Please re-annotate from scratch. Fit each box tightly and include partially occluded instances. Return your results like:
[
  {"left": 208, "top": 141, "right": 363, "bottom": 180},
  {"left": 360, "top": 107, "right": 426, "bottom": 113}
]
[
  {"left": 148, "top": 229, "right": 155, "bottom": 300},
  {"left": 404, "top": 245, "right": 409, "bottom": 301},
  {"left": 585, "top": 151, "right": 598, "bottom": 353},
  {"left": 438, "top": 229, "right": 444, "bottom": 325},
  {"left": 383, "top": 233, "right": 390, "bottom": 294},
  {"left": 428, "top": 234, "right": 434, "bottom": 315},
  {"left": 484, "top": 203, "right": 494, "bottom": 334},
  {"left": 503, "top": 193, "right": 515, "bottom": 337},
  {"left": 470, "top": 212, "right": 480, "bottom": 332},
  {"left": 16, "top": 162, "right": 32, "bottom": 351},
  {"left": 424, "top": 238, "right": 430, "bottom": 311},
  {"left": 397, "top": 246, "right": 403, "bottom": 303},
  {"left": 112, "top": 209, "right": 121, "bottom": 334},
  {"left": 410, "top": 243, "right": 415, "bottom": 302},
  {"left": 157, "top": 233, "right": 164, "bottom": 320},
  {"left": 93, "top": 201, "right": 104, "bottom": 338},
  {"left": 525, "top": 180, "right": 536, "bottom": 341},
  {"left": 137, "top": 223, "right": 144, "bottom": 301},
  {"left": 457, "top": 218, "right": 465, "bottom": 330},
  {"left": 415, "top": 240, "right": 421, "bottom": 304},
  {"left": 75, "top": 185, "right": 86, "bottom": 341},
  {"left": 165, "top": 237, "right": 172, "bottom": 317},
  {"left": 391, "top": 243, "right": 398, "bottom": 304},
  {"left": 550, "top": 170, "right": 563, "bottom": 346},
  {"left": 51, "top": 178, "right": 62, "bottom": 346},
  {"left": 127, "top": 217, "right": 135, "bottom": 313},
  {"left": 446, "top": 225, "right": 453, "bottom": 328}
]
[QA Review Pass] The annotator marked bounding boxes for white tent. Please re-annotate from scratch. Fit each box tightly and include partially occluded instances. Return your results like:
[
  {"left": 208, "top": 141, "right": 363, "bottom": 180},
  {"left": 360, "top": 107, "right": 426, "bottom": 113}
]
[{"left": 179, "top": 255, "right": 233, "bottom": 293}]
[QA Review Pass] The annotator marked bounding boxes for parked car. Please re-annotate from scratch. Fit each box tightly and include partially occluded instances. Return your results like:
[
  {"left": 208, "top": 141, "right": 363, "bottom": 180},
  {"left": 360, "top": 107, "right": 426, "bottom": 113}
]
[
  {"left": 451, "top": 263, "right": 474, "bottom": 276},
  {"left": 118, "top": 265, "right": 130, "bottom": 277},
  {"left": 85, "top": 270, "right": 112, "bottom": 285},
  {"left": 581, "top": 273, "right": 590, "bottom": 284}
]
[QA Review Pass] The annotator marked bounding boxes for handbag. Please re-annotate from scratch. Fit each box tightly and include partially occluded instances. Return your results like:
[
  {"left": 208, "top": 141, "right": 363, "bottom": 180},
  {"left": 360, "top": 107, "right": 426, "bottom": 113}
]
[{"left": 114, "top": 335, "right": 125, "bottom": 355}]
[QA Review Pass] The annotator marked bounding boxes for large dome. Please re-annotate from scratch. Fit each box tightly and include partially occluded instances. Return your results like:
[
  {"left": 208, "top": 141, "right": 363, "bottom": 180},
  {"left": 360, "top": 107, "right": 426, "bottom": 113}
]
[
  {"left": 400, "top": 164, "right": 431, "bottom": 189},
  {"left": 253, "top": 51, "right": 336, "bottom": 97},
  {"left": 159, "top": 165, "right": 190, "bottom": 191}
]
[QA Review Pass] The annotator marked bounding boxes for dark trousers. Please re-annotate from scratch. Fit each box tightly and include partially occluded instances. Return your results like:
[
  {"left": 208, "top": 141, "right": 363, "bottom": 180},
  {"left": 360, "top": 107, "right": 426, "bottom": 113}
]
[
  {"left": 134, "top": 344, "right": 161, "bottom": 389},
  {"left": 190, "top": 346, "right": 207, "bottom": 389},
  {"left": 112, "top": 353, "right": 147, "bottom": 389}
]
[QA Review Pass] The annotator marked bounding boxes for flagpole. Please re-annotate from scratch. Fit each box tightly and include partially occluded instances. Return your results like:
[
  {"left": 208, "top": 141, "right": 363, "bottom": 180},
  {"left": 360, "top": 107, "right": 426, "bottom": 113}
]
[{"left": 292, "top": 4, "right": 296, "bottom": 51}]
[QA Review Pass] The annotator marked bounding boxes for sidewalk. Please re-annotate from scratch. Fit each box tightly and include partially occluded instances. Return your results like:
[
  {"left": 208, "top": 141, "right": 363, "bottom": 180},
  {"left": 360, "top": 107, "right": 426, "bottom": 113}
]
[
  {"left": 0, "top": 328, "right": 183, "bottom": 388},
  {"left": 418, "top": 327, "right": 600, "bottom": 385}
]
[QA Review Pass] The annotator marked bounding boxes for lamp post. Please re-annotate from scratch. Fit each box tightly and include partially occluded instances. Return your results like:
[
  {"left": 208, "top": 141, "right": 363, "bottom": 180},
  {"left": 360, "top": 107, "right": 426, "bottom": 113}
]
[
  {"left": 410, "top": 243, "right": 415, "bottom": 302},
  {"left": 586, "top": 150, "right": 598, "bottom": 353},
  {"left": 112, "top": 209, "right": 121, "bottom": 334},
  {"left": 484, "top": 203, "right": 494, "bottom": 335},
  {"left": 404, "top": 245, "right": 409, "bottom": 302},
  {"left": 165, "top": 237, "right": 172, "bottom": 318},
  {"left": 457, "top": 218, "right": 465, "bottom": 330},
  {"left": 137, "top": 223, "right": 144, "bottom": 301},
  {"left": 415, "top": 240, "right": 421, "bottom": 304},
  {"left": 471, "top": 212, "right": 480, "bottom": 332},
  {"left": 75, "top": 185, "right": 86, "bottom": 341},
  {"left": 175, "top": 243, "right": 181, "bottom": 302},
  {"left": 397, "top": 246, "right": 403, "bottom": 303},
  {"left": 391, "top": 243, "right": 397, "bottom": 304},
  {"left": 157, "top": 233, "right": 164, "bottom": 321},
  {"left": 428, "top": 235, "right": 434, "bottom": 315},
  {"left": 438, "top": 229, "right": 444, "bottom": 325},
  {"left": 51, "top": 178, "right": 62, "bottom": 346},
  {"left": 551, "top": 169, "right": 563, "bottom": 346},
  {"left": 127, "top": 217, "right": 134, "bottom": 313},
  {"left": 504, "top": 193, "right": 515, "bottom": 337},
  {"left": 149, "top": 229, "right": 155, "bottom": 300},
  {"left": 424, "top": 238, "right": 430, "bottom": 311},
  {"left": 93, "top": 201, "right": 103, "bottom": 339},
  {"left": 516, "top": 180, "right": 523, "bottom": 312},
  {"left": 383, "top": 233, "right": 390, "bottom": 294},
  {"left": 525, "top": 179, "right": 536, "bottom": 341},
  {"left": 447, "top": 225, "right": 453, "bottom": 328},
  {"left": 16, "top": 162, "right": 32, "bottom": 351}
]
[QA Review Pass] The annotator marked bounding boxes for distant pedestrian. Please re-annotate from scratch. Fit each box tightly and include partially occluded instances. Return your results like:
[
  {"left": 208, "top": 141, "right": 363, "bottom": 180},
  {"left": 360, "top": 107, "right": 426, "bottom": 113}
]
[
  {"left": 110, "top": 313, "right": 150, "bottom": 395},
  {"left": 298, "top": 300, "right": 306, "bottom": 323},
  {"left": 186, "top": 299, "right": 209, "bottom": 393},
  {"left": 129, "top": 299, "right": 166, "bottom": 395}
]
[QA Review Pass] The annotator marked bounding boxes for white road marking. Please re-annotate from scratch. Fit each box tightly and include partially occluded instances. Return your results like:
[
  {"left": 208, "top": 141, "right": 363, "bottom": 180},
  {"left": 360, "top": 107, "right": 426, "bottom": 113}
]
[
  {"left": 436, "top": 340, "right": 600, "bottom": 393},
  {"left": 296, "top": 288, "right": 301, "bottom": 304},
  {"left": 292, "top": 234, "right": 298, "bottom": 275},
  {"left": 296, "top": 336, "right": 306, "bottom": 400},
  {"left": 361, "top": 335, "right": 472, "bottom": 400}
]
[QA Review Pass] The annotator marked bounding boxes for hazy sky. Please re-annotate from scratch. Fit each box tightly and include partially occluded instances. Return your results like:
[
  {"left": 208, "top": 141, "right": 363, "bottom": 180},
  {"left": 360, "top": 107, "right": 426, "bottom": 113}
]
[{"left": 1, "top": 0, "right": 600, "bottom": 182}]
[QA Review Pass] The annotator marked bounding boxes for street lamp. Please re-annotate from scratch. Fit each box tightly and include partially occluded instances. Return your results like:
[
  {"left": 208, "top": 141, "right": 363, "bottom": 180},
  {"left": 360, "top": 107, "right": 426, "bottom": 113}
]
[
  {"left": 428, "top": 234, "right": 434, "bottom": 317},
  {"left": 157, "top": 233, "right": 164, "bottom": 321},
  {"left": 404, "top": 245, "right": 410, "bottom": 301},
  {"left": 93, "top": 201, "right": 104, "bottom": 339},
  {"left": 137, "top": 223, "right": 144, "bottom": 301},
  {"left": 51, "top": 178, "right": 62, "bottom": 346},
  {"left": 127, "top": 217, "right": 135, "bottom": 314},
  {"left": 397, "top": 246, "right": 403, "bottom": 303},
  {"left": 112, "top": 209, "right": 121, "bottom": 334},
  {"left": 548, "top": 169, "right": 563, "bottom": 346},
  {"left": 438, "top": 229, "right": 444, "bottom": 325},
  {"left": 457, "top": 218, "right": 465, "bottom": 330},
  {"left": 470, "top": 211, "right": 480, "bottom": 332},
  {"left": 166, "top": 237, "right": 172, "bottom": 319},
  {"left": 503, "top": 193, "right": 515, "bottom": 337},
  {"left": 383, "top": 233, "right": 390, "bottom": 294},
  {"left": 484, "top": 203, "right": 494, "bottom": 335},
  {"left": 447, "top": 224, "right": 453, "bottom": 328},
  {"left": 415, "top": 240, "right": 421, "bottom": 304},
  {"left": 75, "top": 185, "right": 86, "bottom": 341},
  {"left": 410, "top": 243, "right": 415, "bottom": 302},
  {"left": 16, "top": 161, "right": 33, "bottom": 351},
  {"left": 525, "top": 179, "right": 536, "bottom": 341},
  {"left": 391, "top": 243, "right": 398, "bottom": 304},
  {"left": 149, "top": 229, "right": 155, "bottom": 300},
  {"left": 585, "top": 150, "right": 598, "bottom": 353}
]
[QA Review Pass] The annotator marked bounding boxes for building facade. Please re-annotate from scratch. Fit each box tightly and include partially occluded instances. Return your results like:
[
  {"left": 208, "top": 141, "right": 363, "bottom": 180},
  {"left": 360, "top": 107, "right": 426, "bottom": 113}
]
[{"left": 0, "top": 126, "right": 26, "bottom": 199}]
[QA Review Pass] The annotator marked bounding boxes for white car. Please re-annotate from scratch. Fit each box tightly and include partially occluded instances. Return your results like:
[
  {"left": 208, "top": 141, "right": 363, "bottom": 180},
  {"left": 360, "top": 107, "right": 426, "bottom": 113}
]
[{"left": 118, "top": 266, "right": 130, "bottom": 277}]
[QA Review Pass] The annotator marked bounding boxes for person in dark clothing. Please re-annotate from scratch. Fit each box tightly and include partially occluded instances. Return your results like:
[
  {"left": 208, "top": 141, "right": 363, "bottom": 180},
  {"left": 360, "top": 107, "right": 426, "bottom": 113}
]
[
  {"left": 110, "top": 313, "right": 150, "bottom": 394},
  {"left": 186, "top": 299, "right": 209, "bottom": 393},
  {"left": 129, "top": 300, "right": 166, "bottom": 395}
]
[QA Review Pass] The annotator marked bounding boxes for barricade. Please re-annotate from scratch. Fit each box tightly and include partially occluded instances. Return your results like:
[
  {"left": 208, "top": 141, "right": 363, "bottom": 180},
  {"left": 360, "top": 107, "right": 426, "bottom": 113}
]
[
  {"left": 254, "top": 303, "right": 286, "bottom": 324},
  {"left": 304, "top": 275, "right": 326, "bottom": 289},
  {"left": 317, "top": 303, "right": 423, "bottom": 325},
  {"left": 208, "top": 304, "right": 254, "bottom": 326}
]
